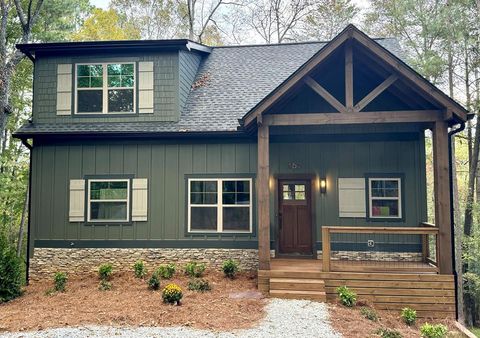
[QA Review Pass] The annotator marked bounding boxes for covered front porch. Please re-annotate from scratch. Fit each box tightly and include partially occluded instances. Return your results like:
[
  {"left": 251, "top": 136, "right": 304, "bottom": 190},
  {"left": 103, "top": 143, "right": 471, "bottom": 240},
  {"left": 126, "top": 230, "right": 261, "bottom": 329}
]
[{"left": 241, "top": 26, "right": 467, "bottom": 277}]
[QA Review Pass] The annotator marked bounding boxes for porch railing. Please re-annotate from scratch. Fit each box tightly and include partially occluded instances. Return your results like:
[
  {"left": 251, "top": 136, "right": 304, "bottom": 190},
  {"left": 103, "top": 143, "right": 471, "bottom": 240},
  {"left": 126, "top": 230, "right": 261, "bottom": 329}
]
[{"left": 321, "top": 224, "right": 439, "bottom": 273}]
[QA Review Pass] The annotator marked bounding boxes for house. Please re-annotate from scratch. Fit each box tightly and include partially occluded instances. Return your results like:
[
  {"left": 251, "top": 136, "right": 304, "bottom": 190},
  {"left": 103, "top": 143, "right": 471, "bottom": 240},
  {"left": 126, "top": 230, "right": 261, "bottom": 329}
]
[{"left": 15, "top": 25, "right": 468, "bottom": 318}]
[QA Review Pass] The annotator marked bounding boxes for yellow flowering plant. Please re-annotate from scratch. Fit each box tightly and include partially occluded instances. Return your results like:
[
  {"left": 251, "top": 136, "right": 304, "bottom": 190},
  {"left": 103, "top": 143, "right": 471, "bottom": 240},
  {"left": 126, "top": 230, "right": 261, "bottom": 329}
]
[{"left": 162, "top": 283, "right": 183, "bottom": 305}]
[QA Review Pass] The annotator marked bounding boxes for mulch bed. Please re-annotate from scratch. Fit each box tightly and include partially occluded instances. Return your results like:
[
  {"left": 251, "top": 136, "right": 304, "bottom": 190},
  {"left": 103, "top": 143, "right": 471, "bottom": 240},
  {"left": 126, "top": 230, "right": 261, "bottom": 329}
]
[
  {"left": 328, "top": 302, "right": 460, "bottom": 338},
  {"left": 0, "top": 270, "right": 266, "bottom": 333}
]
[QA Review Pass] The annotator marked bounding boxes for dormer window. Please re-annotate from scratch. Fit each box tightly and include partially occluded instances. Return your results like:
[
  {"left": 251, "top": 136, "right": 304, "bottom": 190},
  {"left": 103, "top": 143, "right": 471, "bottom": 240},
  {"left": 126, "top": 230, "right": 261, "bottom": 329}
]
[{"left": 75, "top": 63, "right": 136, "bottom": 114}]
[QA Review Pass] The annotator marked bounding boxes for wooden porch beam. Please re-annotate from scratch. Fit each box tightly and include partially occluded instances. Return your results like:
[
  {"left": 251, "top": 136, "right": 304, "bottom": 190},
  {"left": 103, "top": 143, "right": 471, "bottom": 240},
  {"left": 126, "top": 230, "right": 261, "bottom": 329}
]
[
  {"left": 257, "top": 124, "right": 270, "bottom": 270},
  {"left": 345, "top": 42, "right": 354, "bottom": 112},
  {"left": 304, "top": 76, "right": 347, "bottom": 114},
  {"left": 354, "top": 74, "right": 398, "bottom": 112},
  {"left": 264, "top": 110, "right": 442, "bottom": 126},
  {"left": 432, "top": 120, "right": 453, "bottom": 274}
]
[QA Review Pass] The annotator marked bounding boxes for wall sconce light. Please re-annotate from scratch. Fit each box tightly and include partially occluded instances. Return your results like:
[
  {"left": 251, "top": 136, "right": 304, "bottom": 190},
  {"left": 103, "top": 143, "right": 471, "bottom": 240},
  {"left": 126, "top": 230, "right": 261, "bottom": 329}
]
[{"left": 320, "top": 177, "right": 327, "bottom": 193}]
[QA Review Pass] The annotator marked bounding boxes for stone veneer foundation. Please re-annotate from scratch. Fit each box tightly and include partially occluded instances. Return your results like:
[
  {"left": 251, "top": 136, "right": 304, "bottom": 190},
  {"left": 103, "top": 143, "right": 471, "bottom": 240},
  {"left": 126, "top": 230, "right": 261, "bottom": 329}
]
[
  {"left": 29, "top": 248, "right": 424, "bottom": 280},
  {"left": 29, "top": 248, "right": 259, "bottom": 280}
]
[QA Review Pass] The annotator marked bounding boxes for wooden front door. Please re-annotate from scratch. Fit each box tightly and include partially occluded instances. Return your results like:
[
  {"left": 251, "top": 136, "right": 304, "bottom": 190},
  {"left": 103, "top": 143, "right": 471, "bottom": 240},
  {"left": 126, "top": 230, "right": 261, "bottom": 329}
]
[{"left": 278, "top": 179, "right": 313, "bottom": 256}]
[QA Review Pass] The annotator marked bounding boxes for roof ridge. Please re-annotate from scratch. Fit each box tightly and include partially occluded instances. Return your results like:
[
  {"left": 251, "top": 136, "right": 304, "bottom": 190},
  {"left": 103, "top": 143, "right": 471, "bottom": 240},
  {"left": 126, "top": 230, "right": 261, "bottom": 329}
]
[{"left": 211, "top": 37, "right": 395, "bottom": 49}]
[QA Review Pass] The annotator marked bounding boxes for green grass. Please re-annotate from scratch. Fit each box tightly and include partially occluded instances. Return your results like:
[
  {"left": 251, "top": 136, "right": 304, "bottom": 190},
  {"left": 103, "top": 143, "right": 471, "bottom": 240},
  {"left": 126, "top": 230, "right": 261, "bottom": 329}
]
[{"left": 469, "top": 327, "right": 480, "bottom": 337}]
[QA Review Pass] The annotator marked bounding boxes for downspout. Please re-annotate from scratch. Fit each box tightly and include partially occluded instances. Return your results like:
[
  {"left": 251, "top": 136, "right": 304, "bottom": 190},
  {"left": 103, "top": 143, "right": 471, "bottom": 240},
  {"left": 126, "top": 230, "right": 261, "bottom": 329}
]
[
  {"left": 20, "top": 138, "right": 32, "bottom": 284},
  {"left": 448, "top": 120, "right": 466, "bottom": 320}
]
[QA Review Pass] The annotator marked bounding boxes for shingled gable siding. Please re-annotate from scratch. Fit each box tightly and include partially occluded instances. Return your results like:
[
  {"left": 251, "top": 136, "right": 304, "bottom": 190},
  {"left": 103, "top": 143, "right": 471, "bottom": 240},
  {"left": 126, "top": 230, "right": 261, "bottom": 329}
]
[
  {"left": 178, "top": 50, "right": 202, "bottom": 113},
  {"left": 33, "top": 52, "right": 185, "bottom": 124}
]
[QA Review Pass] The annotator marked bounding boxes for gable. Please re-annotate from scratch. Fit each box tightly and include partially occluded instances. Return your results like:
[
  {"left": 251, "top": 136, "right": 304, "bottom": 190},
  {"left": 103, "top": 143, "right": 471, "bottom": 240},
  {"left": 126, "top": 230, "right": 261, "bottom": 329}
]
[{"left": 243, "top": 25, "right": 468, "bottom": 128}]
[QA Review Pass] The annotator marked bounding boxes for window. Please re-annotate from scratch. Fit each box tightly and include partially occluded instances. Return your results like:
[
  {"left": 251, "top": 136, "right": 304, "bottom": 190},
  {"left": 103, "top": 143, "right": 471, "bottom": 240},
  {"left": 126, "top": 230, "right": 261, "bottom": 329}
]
[
  {"left": 368, "top": 178, "right": 402, "bottom": 219},
  {"left": 282, "top": 183, "right": 306, "bottom": 200},
  {"left": 88, "top": 179, "right": 130, "bottom": 222},
  {"left": 76, "top": 63, "right": 135, "bottom": 114},
  {"left": 188, "top": 178, "right": 252, "bottom": 233}
]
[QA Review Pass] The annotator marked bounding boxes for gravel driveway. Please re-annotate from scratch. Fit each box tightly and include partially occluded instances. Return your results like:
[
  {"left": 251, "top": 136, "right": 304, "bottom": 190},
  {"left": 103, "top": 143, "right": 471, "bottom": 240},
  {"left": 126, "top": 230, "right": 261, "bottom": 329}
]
[{"left": 0, "top": 299, "right": 341, "bottom": 338}]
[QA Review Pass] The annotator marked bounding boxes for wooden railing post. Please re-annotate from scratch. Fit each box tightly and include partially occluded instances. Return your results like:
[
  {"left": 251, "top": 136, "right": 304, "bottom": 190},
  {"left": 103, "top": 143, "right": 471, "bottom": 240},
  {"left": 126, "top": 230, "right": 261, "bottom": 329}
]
[
  {"left": 422, "top": 233, "right": 428, "bottom": 263},
  {"left": 322, "top": 227, "right": 331, "bottom": 272}
]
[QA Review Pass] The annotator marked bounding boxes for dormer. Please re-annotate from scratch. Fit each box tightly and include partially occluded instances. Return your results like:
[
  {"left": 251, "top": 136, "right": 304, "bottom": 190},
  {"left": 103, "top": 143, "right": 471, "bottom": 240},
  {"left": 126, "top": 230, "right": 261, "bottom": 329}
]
[{"left": 17, "top": 40, "right": 211, "bottom": 124}]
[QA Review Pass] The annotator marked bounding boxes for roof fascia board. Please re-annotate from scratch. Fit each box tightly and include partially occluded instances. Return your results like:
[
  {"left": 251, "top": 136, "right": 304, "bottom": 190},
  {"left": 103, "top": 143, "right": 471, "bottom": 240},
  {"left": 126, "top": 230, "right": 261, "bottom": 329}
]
[{"left": 17, "top": 39, "right": 212, "bottom": 56}]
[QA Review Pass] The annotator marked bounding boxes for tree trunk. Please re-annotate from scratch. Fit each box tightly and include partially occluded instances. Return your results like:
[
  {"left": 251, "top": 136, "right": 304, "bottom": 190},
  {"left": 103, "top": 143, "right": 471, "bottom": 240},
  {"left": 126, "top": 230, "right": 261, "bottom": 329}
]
[{"left": 16, "top": 185, "right": 29, "bottom": 257}]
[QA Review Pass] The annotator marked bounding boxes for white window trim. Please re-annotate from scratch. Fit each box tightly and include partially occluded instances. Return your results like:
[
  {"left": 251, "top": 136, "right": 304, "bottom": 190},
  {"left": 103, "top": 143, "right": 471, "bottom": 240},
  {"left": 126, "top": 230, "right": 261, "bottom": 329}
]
[
  {"left": 187, "top": 178, "right": 253, "bottom": 233},
  {"left": 74, "top": 62, "right": 136, "bottom": 115},
  {"left": 368, "top": 177, "right": 402, "bottom": 219},
  {"left": 87, "top": 179, "right": 130, "bottom": 223}
]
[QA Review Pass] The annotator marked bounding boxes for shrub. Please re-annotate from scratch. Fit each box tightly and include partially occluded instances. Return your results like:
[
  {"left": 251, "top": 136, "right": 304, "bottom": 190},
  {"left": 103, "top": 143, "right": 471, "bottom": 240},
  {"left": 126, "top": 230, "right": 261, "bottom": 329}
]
[
  {"left": 0, "top": 240, "right": 23, "bottom": 302},
  {"left": 133, "top": 260, "right": 147, "bottom": 279},
  {"left": 185, "top": 262, "right": 206, "bottom": 278},
  {"left": 222, "top": 259, "right": 239, "bottom": 279},
  {"left": 162, "top": 283, "right": 183, "bottom": 305},
  {"left": 188, "top": 278, "right": 211, "bottom": 292},
  {"left": 54, "top": 272, "right": 68, "bottom": 292},
  {"left": 156, "top": 264, "right": 176, "bottom": 279},
  {"left": 400, "top": 307, "right": 417, "bottom": 326},
  {"left": 98, "top": 280, "right": 112, "bottom": 291},
  {"left": 148, "top": 273, "right": 160, "bottom": 290},
  {"left": 98, "top": 263, "right": 113, "bottom": 280},
  {"left": 420, "top": 323, "right": 448, "bottom": 338},
  {"left": 360, "top": 307, "right": 378, "bottom": 321},
  {"left": 376, "top": 328, "right": 403, "bottom": 338},
  {"left": 336, "top": 285, "right": 357, "bottom": 307}
]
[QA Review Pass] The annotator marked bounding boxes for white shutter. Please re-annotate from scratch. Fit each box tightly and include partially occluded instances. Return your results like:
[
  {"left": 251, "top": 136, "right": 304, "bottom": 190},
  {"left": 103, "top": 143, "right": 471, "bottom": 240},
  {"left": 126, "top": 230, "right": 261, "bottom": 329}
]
[
  {"left": 338, "top": 178, "right": 366, "bottom": 218},
  {"left": 132, "top": 178, "right": 148, "bottom": 221},
  {"left": 56, "top": 64, "right": 72, "bottom": 115},
  {"left": 138, "top": 62, "right": 154, "bottom": 114},
  {"left": 69, "top": 179, "right": 85, "bottom": 222}
]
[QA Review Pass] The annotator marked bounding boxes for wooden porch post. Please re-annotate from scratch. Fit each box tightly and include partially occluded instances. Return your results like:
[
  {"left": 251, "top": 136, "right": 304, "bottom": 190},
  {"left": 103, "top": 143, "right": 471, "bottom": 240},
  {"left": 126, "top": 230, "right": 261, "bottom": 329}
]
[
  {"left": 432, "top": 120, "right": 453, "bottom": 274},
  {"left": 258, "top": 124, "right": 270, "bottom": 270}
]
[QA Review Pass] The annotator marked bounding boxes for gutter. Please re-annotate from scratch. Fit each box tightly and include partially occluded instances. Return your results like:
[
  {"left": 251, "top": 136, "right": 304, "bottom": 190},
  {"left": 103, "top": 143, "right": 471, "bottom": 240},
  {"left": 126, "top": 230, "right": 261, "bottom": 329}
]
[
  {"left": 448, "top": 119, "right": 467, "bottom": 320},
  {"left": 20, "top": 138, "right": 33, "bottom": 284}
]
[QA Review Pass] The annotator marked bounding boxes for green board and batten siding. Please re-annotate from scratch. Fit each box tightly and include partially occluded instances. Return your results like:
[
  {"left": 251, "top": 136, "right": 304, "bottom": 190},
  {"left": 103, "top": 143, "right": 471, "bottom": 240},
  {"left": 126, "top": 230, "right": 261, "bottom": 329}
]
[{"left": 30, "top": 134, "right": 427, "bottom": 253}]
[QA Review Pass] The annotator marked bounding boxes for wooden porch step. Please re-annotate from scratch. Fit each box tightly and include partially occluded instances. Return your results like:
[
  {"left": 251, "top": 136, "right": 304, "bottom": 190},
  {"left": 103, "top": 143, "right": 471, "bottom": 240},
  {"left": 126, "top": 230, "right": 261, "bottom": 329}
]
[
  {"left": 270, "top": 278, "right": 325, "bottom": 291},
  {"left": 269, "top": 289, "right": 327, "bottom": 301}
]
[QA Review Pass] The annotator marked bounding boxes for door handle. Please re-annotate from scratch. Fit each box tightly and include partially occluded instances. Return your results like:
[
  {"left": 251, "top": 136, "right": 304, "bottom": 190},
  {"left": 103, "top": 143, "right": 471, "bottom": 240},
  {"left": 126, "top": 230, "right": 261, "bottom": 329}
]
[{"left": 278, "top": 213, "right": 282, "bottom": 229}]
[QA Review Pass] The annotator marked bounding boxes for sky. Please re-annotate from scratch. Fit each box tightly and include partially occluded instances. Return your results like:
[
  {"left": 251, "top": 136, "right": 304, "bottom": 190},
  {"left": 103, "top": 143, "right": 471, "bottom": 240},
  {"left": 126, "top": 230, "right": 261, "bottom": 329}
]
[{"left": 90, "top": 0, "right": 371, "bottom": 11}]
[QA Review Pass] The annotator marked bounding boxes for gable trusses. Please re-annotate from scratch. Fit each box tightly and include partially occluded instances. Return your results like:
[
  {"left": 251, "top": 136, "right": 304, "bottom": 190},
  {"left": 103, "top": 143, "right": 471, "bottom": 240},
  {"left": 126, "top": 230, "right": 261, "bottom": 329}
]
[{"left": 242, "top": 24, "right": 468, "bottom": 128}]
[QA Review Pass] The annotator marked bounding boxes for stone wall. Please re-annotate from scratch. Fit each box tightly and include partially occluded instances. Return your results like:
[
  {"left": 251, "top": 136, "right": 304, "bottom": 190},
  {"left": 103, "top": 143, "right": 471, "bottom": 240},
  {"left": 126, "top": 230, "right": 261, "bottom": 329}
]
[
  {"left": 30, "top": 247, "right": 424, "bottom": 280},
  {"left": 30, "top": 248, "right": 259, "bottom": 280}
]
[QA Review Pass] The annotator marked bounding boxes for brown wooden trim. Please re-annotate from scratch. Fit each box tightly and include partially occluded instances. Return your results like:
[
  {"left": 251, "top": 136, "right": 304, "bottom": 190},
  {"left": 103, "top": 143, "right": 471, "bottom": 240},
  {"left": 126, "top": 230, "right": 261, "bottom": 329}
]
[
  {"left": 242, "top": 25, "right": 467, "bottom": 128},
  {"left": 345, "top": 42, "right": 354, "bottom": 112},
  {"left": 264, "top": 110, "right": 442, "bottom": 126},
  {"left": 322, "top": 226, "right": 439, "bottom": 235},
  {"left": 354, "top": 74, "right": 398, "bottom": 112},
  {"left": 304, "top": 76, "right": 347, "bottom": 113},
  {"left": 351, "top": 29, "right": 467, "bottom": 121},
  {"left": 257, "top": 124, "right": 270, "bottom": 270},
  {"left": 432, "top": 120, "right": 453, "bottom": 274},
  {"left": 242, "top": 31, "right": 350, "bottom": 126}
]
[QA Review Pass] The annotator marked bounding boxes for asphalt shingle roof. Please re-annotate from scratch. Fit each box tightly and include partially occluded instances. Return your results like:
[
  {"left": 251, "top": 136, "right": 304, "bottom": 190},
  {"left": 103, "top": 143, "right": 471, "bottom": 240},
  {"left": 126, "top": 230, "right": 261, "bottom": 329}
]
[{"left": 16, "top": 38, "right": 403, "bottom": 137}]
